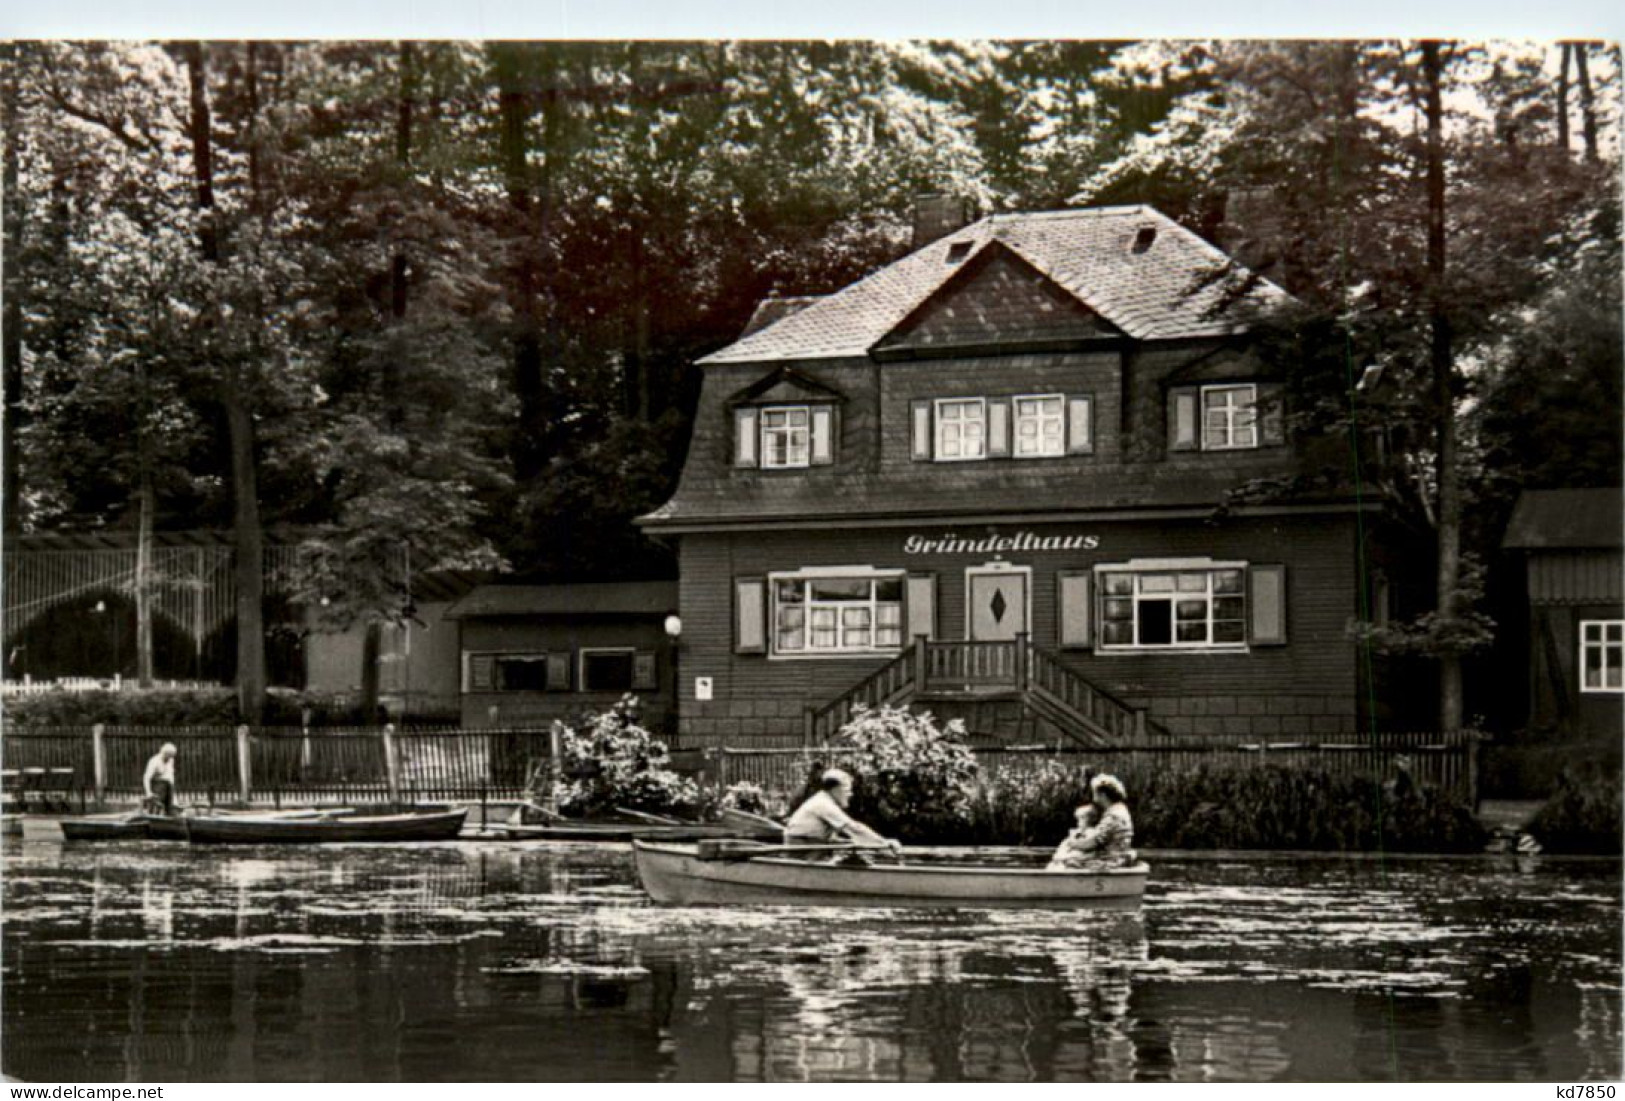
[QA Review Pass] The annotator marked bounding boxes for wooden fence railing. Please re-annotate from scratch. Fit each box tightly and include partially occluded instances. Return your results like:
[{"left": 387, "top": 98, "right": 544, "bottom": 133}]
[{"left": 2, "top": 724, "right": 558, "bottom": 804}]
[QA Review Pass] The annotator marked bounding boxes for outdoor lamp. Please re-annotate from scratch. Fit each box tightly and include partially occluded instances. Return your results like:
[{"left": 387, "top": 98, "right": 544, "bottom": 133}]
[{"left": 664, "top": 615, "right": 682, "bottom": 639}]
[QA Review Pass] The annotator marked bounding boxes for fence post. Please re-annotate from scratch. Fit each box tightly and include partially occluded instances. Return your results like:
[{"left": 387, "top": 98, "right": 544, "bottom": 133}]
[
  {"left": 1133, "top": 708, "right": 1146, "bottom": 740},
  {"left": 235, "top": 725, "right": 252, "bottom": 805},
  {"left": 912, "top": 635, "right": 929, "bottom": 689},
  {"left": 546, "top": 722, "right": 562, "bottom": 815},
  {"left": 1466, "top": 732, "right": 1481, "bottom": 813},
  {"left": 1014, "top": 633, "right": 1029, "bottom": 690},
  {"left": 91, "top": 724, "right": 107, "bottom": 804},
  {"left": 382, "top": 723, "right": 402, "bottom": 809},
  {"left": 803, "top": 707, "right": 815, "bottom": 747}
]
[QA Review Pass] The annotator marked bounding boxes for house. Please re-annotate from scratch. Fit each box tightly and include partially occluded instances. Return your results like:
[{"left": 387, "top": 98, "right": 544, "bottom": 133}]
[
  {"left": 1501, "top": 488, "right": 1623, "bottom": 738},
  {"left": 640, "top": 202, "right": 1399, "bottom": 748},
  {"left": 444, "top": 581, "right": 679, "bottom": 731}
]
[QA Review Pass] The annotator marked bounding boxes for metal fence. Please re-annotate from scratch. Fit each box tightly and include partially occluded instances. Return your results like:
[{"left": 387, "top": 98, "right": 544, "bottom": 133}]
[
  {"left": 697, "top": 730, "right": 1483, "bottom": 804},
  {"left": 2, "top": 724, "right": 557, "bottom": 804}
]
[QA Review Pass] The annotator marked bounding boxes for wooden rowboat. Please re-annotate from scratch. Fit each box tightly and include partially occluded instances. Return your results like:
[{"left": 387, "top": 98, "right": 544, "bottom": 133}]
[
  {"left": 632, "top": 840, "right": 1149, "bottom": 909},
  {"left": 485, "top": 821, "right": 744, "bottom": 842},
  {"left": 184, "top": 808, "right": 468, "bottom": 844},
  {"left": 59, "top": 808, "right": 356, "bottom": 842}
]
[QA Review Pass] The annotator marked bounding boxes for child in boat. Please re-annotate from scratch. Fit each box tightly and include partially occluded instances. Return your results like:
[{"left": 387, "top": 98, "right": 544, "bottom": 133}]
[{"left": 1047, "top": 773, "right": 1135, "bottom": 871}]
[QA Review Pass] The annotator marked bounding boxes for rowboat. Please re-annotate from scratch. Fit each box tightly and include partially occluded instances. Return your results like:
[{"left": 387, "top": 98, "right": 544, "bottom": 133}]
[
  {"left": 59, "top": 808, "right": 356, "bottom": 842},
  {"left": 184, "top": 808, "right": 468, "bottom": 844},
  {"left": 632, "top": 840, "right": 1149, "bottom": 909}
]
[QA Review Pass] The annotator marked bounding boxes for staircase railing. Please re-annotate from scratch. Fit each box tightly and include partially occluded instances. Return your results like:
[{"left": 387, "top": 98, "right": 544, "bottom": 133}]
[
  {"left": 802, "top": 639, "right": 921, "bottom": 745},
  {"left": 802, "top": 636, "right": 1163, "bottom": 747},
  {"left": 1025, "top": 644, "right": 1154, "bottom": 744}
]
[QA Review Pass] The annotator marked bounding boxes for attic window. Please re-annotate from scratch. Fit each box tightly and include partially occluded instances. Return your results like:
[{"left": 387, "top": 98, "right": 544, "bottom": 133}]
[
  {"left": 1132, "top": 226, "right": 1157, "bottom": 254},
  {"left": 945, "top": 241, "right": 974, "bottom": 264}
]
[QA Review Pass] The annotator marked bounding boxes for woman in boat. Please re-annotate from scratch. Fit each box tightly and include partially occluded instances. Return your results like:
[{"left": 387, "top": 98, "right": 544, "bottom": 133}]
[
  {"left": 1047, "top": 773, "right": 1135, "bottom": 871},
  {"left": 784, "top": 768, "right": 902, "bottom": 856}
]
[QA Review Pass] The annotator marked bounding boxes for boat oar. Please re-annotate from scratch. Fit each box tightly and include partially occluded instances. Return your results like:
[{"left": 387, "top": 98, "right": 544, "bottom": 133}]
[
  {"left": 616, "top": 806, "right": 685, "bottom": 826},
  {"left": 696, "top": 839, "right": 862, "bottom": 862}
]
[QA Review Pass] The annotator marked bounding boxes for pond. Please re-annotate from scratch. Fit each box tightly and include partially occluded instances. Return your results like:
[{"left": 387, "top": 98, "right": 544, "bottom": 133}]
[{"left": 1, "top": 836, "right": 1619, "bottom": 1082}]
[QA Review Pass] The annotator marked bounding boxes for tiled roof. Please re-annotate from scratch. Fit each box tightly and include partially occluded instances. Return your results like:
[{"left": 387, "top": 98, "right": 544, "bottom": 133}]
[
  {"left": 698, "top": 206, "right": 1291, "bottom": 365},
  {"left": 640, "top": 458, "right": 1346, "bottom": 528},
  {"left": 1502, "top": 489, "right": 1624, "bottom": 550},
  {"left": 444, "top": 581, "right": 678, "bottom": 619}
]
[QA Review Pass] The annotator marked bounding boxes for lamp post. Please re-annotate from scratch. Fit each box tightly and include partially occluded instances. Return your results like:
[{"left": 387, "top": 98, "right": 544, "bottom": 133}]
[{"left": 663, "top": 614, "right": 682, "bottom": 737}]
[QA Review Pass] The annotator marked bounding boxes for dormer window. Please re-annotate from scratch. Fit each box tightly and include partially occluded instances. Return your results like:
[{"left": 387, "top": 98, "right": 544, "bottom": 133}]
[
  {"left": 734, "top": 401, "right": 835, "bottom": 470},
  {"left": 1202, "top": 384, "right": 1259, "bottom": 450},
  {"left": 761, "top": 406, "right": 810, "bottom": 469},
  {"left": 934, "top": 398, "right": 987, "bottom": 461}
]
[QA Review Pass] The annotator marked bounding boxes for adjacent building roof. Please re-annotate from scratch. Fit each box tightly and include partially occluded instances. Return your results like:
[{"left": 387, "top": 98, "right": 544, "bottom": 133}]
[
  {"left": 698, "top": 206, "right": 1292, "bottom": 365},
  {"left": 443, "top": 581, "right": 678, "bottom": 619},
  {"left": 1502, "top": 489, "right": 1624, "bottom": 550}
]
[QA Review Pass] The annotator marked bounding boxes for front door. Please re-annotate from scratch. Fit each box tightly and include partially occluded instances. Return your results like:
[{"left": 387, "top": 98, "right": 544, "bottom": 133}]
[{"left": 966, "top": 567, "right": 1030, "bottom": 641}]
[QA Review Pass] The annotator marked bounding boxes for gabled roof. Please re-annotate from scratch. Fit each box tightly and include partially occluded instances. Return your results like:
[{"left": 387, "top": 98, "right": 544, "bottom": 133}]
[
  {"left": 738, "top": 295, "right": 823, "bottom": 338},
  {"left": 444, "top": 581, "right": 678, "bottom": 619},
  {"left": 698, "top": 206, "right": 1292, "bottom": 366},
  {"left": 1502, "top": 489, "right": 1624, "bottom": 550},
  {"left": 725, "top": 365, "right": 846, "bottom": 406}
]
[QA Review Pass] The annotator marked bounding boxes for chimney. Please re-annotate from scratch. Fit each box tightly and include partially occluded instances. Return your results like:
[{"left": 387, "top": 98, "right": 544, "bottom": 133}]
[
  {"left": 911, "top": 193, "right": 974, "bottom": 251},
  {"left": 1218, "top": 186, "right": 1284, "bottom": 277}
]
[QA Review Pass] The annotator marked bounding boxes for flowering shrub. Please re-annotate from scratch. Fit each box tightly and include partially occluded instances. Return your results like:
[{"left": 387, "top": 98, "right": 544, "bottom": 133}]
[
  {"left": 1528, "top": 762, "right": 1623, "bottom": 854},
  {"left": 719, "top": 781, "right": 769, "bottom": 815},
  {"left": 828, "top": 704, "right": 980, "bottom": 842},
  {"left": 554, "top": 695, "right": 705, "bottom": 818}
]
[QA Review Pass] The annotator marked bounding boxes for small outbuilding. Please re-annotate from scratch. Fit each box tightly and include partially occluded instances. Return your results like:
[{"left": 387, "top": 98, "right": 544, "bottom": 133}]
[
  {"left": 1501, "top": 488, "right": 1623, "bottom": 737},
  {"left": 444, "top": 581, "right": 680, "bottom": 732}
]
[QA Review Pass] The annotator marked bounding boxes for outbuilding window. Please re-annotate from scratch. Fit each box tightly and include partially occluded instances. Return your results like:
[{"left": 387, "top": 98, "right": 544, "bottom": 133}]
[
  {"left": 1580, "top": 620, "right": 1624, "bottom": 693},
  {"left": 771, "top": 573, "right": 905, "bottom": 655},
  {"left": 464, "top": 651, "right": 572, "bottom": 692}
]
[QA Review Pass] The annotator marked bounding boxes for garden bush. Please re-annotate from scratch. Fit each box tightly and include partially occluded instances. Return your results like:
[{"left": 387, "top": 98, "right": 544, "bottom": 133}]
[
  {"left": 3, "top": 686, "right": 395, "bottom": 728},
  {"left": 1527, "top": 762, "right": 1623, "bottom": 854},
  {"left": 820, "top": 704, "right": 980, "bottom": 844},
  {"left": 553, "top": 695, "right": 707, "bottom": 819}
]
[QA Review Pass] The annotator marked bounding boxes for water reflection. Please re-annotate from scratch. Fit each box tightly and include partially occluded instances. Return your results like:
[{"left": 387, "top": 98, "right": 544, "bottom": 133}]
[{"left": 2, "top": 840, "right": 1619, "bottom": 1082}]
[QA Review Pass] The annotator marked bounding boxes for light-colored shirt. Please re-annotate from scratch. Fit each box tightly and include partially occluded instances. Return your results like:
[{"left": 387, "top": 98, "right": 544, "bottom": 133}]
[
  {"left": 143, "top": 753, "right": 175, "bottom": 794},
  {"left": 783, "top": 790, "right": 853, "bottom": 842}
]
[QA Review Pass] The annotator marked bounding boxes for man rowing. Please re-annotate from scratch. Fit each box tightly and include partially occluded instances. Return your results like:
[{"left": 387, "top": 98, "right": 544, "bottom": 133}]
[
  {"left": 783, "top": 768, "right": 902, "bottom": 856},
  {"left": 142, "top": 743, "right": 178, "bottom": 817}
]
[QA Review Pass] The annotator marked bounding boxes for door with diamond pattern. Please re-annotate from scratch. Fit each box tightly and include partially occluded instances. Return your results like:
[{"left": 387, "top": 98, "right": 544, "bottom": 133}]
[{"left": 966, "top": 567, "right": 1029, "bottom": 642}]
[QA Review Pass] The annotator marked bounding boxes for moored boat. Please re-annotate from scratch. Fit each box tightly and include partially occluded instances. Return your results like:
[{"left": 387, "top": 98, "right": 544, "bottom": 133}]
[
  {"left": 184, "top": 807, "right": 468, "bottom": 844},
  {"left": 485, "top": 821, "right": 745, "bottom": 842},
  {"left": 59, "top": 808, "right": 357, "bottom": 842},
  {"left": 632, "top": 840, "right": 1149, "bottom": 909}
]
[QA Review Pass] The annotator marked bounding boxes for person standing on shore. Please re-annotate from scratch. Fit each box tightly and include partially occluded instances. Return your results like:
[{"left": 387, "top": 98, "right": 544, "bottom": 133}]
[{"left": 143, "top": 743, "right": 178, "bottom": 816}]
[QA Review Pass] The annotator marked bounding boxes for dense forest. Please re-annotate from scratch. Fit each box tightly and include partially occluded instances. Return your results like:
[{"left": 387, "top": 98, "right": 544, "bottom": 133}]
[{"left": 2, "top": 41, "right": 1620, "bottom": 722}]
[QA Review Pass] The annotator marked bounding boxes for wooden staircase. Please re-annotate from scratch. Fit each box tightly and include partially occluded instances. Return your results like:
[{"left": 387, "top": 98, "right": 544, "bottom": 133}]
[{"left": 803, "top": 636, "right": 1164, "bottom": 747}]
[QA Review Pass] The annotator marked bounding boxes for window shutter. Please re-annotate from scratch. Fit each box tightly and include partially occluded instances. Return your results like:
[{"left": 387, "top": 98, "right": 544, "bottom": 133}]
[
  {"left": 1169, "top": 387, "right": 1199, "bottom": 452},
  {"left": 633, "top": 650, "right": 658, "bottom": 691},
  {"left": 735, "top": 577, "right": 767, "bottom": 654},
  {"left": 466, "top": 653, "right": 495, "bottom": 692},
  {"left": 905, "top": 574, "right": 936, "bottom": 642},
  {"left": 546, "top": 651, "right": 573, "bottom": 691},
  {"left": 987, "top": 399, "right": 1010, "bottom": 458},
  {"left": 1249, "top": 564, "right": 1288, "bottom": 646},
  {"left": 734, "top": 407, "right": 758, "bottom": 468},
  {"left": 1259, "top": 383, "right": 1286, "bottom": 446},
  {"left": 810, "top": 406, "right": 834, "bottom": 465},
  {"left": 1058, "top": 572, "right": 1093, "bottom": 648},
  {"left": 910, "top": 400, "right": 932, "bottom": 461},
  {"left": 1067, "top": 396, "right": 1093, "bottom": 454}
]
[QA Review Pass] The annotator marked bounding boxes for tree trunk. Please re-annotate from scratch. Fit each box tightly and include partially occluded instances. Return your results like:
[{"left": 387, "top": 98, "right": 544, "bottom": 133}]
[
  {"left": 1422, "top": 42, "right": 1463, "bottom": 734},
  {"left": 1556, "top": 43, "right": 1571, "bottom": 152},
  {"left": 495, "top": 46, "right": 545, "bottom": 480},
  {"left": 1574, "top": 43, "right": 1599, "bottom": 161},
  {"left": 134, "top": 356, "right": 155, "bottom": 687},
  {"left": 2, "top": 45, "right": 23, "bottom": 536},
  {"left": 184, "top": 42, "right": 266, "bottom": 721},
  {"left": 360, "top": 619, "right": 383, "bottom": 723}
]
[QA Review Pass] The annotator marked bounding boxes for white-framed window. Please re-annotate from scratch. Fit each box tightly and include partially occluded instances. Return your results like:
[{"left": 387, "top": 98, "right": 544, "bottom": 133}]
[
  {"left": 760, "top": 405, "right": 810, "bottom": 469},
  {"left": 1013, "top": 394, "right": 1066, "bottom": 458},
  {"left": 579, "top": 648, "right": 637, "bottom": 692},
  {"left": 1580, "top": 620, "right": 1624, "bottom": 693},
  {"left": 1202, "top": 384, "right": 1259, "bottom": 451},
  {"left": 1097, "top": 561, "right": 1248, "bottom": 650},
  {"left": 934, "top": 398, "right": 986, "bottom": 461},
  {"left": 771, "top": 571, "right": 905, "bottom": 655}
]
